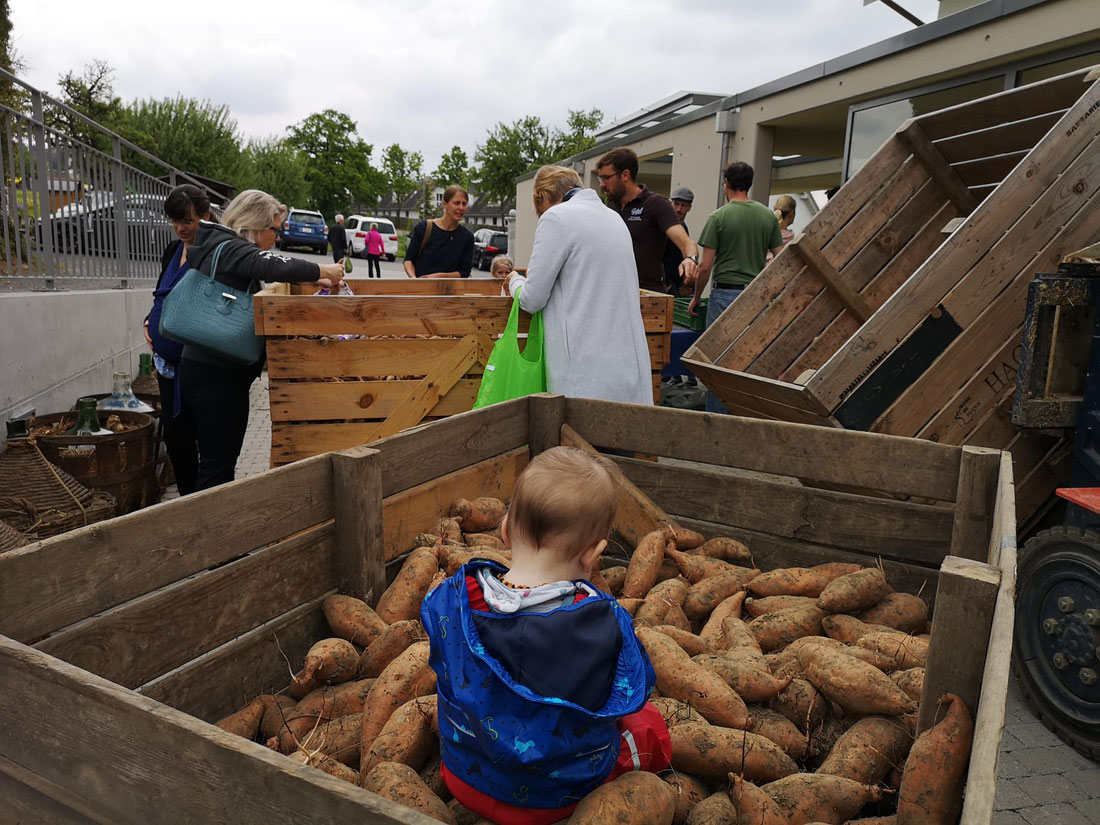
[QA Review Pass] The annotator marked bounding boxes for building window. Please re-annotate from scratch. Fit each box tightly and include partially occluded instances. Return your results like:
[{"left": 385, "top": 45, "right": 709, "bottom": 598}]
[{"left": 1018, "top": 50, "right": 1100, "bottom": 86}]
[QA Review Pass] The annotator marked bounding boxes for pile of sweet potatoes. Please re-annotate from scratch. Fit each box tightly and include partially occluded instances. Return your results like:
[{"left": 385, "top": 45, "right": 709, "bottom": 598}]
[{"left": 212, "top": 497, "right": 975, "bottom": 825}]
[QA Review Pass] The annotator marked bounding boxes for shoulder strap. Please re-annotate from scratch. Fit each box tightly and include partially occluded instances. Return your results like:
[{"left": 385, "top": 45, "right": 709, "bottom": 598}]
[
  {"left": 419, "top": 220, "right": 434, "bottom": 256},
  {"left": 208, "top": 240, "right": 231, "bottom": 279}
]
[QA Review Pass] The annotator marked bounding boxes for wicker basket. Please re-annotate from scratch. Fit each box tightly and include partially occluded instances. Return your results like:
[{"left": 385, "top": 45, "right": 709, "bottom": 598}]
[
  {"left": 0, "top": 439, "right": 117, "bottom": 537},
  {"left": 0, "top": 517, "right": 30, "bottom": 552}
]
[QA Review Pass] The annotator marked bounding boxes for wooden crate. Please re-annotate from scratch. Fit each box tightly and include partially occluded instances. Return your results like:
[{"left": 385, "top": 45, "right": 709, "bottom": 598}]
[
  {"left": 684, "top": 67, "right": 1100, "bottom": 527},
  {"left": 0, "top": 396, "right": 1014, "bottom": 824},
  {"left": 254, "top": 278, "right": 673, "bottom": 467}
]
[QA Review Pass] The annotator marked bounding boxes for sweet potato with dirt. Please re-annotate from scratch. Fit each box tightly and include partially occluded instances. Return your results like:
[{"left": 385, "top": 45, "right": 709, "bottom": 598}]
[
  {"left": 769, "top": 677, "right": 827, "bottom": 734},
  {"left": 857, "top": 632, "right": 929, "bottom": 670},
  {"left": 685, "top": 793, "right": 738, "bottom": 825},
  {"left": 719, "top": 615, "right": 762, "bottom": 653},
  {"left": 749, "top": 604, "right": 826, "bottom": 652},
  {"left": 784, "top": 636, "right": 897, "bottom": 673},
  {"left": 822, "top": 614, "right": 888, "bottom": 644},
  {"left": 651, "top": 696, "right": 706, "bottom": 729},
  {"left": 746, "top": 705, "right": 810, "bottom": 760},
  {"left": 449, "top": 496, "right": 507, "bottom": 533},
  {"left": 692, "top": 653, "right": 791, "bottom": 704},
  {"left": 897, "top": 693, "right": 973, "bottom": 825},
  {"left": 617, "top": 597, "right": 644, "bottom": 616},
  {"left": 360, "top": 641, "right": 437, "bottom": 766},
  {"left": 727, "top": 775, "right": 787, "bottom": 825},
  {"left": 215, "top": 695, "right": 268, "bottom": 740},
  {"left": 663, "top": 602, "right": 694, "bottom": 633},
  {"left": 440, "top": 546, "right": 509, "bottom": 577},
  {"left": 670, "top": 722, "right": 798, "bottom": 783},
  {"left": 634, "top": 577, "right": 691, "bottom": 626},
  {"left": 813, "top": 561, "right": 866, "bottom": 582},
  {"left": 624, "top": 530, "right": 672, "bottom": 598},
  {"left": 817, "top": 568, "right": 892, "bottom": 614},
  {"left": 323, "top": 594, "right": 388, "bottom": 647},
  {"left": 269, "top": 679, "right": 375, "bottom": 752},
  {"left": 363, "top": 761, "right": 455, "bottom": 823},
  {"left": 890, "top": 668, "right": 924, "bottom": 703},
  {"left": 664, "top": 771, "right": 709, "bottom": 825},
  {"left": 462, "top": 532, "right": 508, "bottom": 554},
  {"left": 804, "top": 650, "right": 916, "bottom": 717},
  {"left": 857, "top": 592, "right": 929, "bottom": 634},
  {"left": 294, "top": 711, "right": 364, "bottom": 767},
  {"left": 569, "top": 770, "right": 677, "bottom": 825},
  {"left": 665, "top": 547, "right": 738, "bottom": 584},
  {"left": 601, "top": 564, "right": 627, "bottom": 595},
  {"left": 699, "top": 591, "right": 746, "bottom": 648},
  {"left": 668, "top": 525, "right": 705, "bottom": 551},
  {"left": 683, "top": 566, "right": 761, "bottom": 622},
  {"left": 744, "top": 594, "right": 819, "bottom": 618},
  {"left": 637, "top": 627, "right": 749, "bottom": 729},
  {"left": 259, "top": 695, "right": 298, "bottom": 740},
  {"left": 653, "top": 625, "right": 712, "bottom": 656},
  {"left": 289, "top": 638, "right": 360, "bottom": 699},
  {"left": 419, "top": 750, "right": 450, "bottom": 802},
  {"left": 763, "top": 773, "right": 883, "bottom": 824},
  {"left": 817, "top": 715, "right": 912, "bottom": 785},
  {"left": 692, "top": 535, "right": 753, "bottom": 564},
  {"left": 436, "top": 517, "right": 463, "bottom": 544},
  {"left": 588, "top": 564, "right": 611, "bottom": 594},
  {"left": 361, "top": 694, "right": 438, "bottom": 776},
  {"left": 376, "top": 547, "right": 440, "bottom": 623},
  {"left": 358, "top": 619, "right": 426, "bottom": 678},
  {"left": 289, "top": 751, "right": 360, "bottom": 785},
  {"left": 746, "top": 567, "right": 827, "bottom": 598}
]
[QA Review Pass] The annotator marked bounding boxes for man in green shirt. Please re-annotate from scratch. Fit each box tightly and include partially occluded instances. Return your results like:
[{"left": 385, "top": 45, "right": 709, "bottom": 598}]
[{"left": 689, "top": 162, "right": 783, "bottom": 412}]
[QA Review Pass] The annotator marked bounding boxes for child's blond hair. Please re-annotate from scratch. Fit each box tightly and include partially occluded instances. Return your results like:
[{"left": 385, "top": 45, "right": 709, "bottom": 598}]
[
  {"left": 508, "top": 446, "right": 616, "bottom": 557},
  {"left": 490, "top": 255, "right": 513, "bottom": 276}
]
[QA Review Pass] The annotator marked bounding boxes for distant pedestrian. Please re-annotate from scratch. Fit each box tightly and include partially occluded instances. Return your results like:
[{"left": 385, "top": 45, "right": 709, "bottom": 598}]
[
  {"left": 328, "top": 213, "right": 348, "bottom": 263},
  {"left": 403, "top": 185, "right": 475, "bottom": 278},
  {"left": 597, "top": 147, "right": 698, "bottom": 293},
  {"left": 365, "top": 222, "right": 384, "bottom": 278},
  {"left": 662, "top": 186, "right": 695, "bottom": 297},
  {"left": 766, "top": 195, "right": 797, "bottom": 263}
]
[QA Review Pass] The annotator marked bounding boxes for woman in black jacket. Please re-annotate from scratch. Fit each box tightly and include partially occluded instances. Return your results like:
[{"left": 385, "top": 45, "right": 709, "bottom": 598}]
[{"left": 178, "top": 189, "right": 344, "bottom": 491}]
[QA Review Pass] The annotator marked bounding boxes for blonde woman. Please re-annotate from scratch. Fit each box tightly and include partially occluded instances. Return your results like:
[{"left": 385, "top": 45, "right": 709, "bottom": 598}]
[
  {"left": 774, "top": 195, "right": 796, "bottom": 246},
  {"left": 506, "top": 166, "right": 651, "bottom": 405},
  {"left": 177, "top": 189, "right": 343, "bottom": 491}
]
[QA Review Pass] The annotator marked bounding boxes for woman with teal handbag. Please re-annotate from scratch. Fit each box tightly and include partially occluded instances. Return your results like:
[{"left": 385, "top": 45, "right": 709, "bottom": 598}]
[{"left": 502, "top": 166, "right": 652, "bottom": 405}]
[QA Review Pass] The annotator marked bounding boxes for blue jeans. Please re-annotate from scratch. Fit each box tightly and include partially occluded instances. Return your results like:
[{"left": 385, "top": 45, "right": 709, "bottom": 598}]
[{"left": 705, "top": 286, "right": 743, "bottom": 414}]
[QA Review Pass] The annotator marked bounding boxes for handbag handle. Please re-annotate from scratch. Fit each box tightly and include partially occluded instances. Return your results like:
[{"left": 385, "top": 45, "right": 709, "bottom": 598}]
[
  {"left": 205, "top": 239, "right": 258, "bottom": 293},
  {"left": 509, "top": 288, "right": 543, "bottom": 364}
]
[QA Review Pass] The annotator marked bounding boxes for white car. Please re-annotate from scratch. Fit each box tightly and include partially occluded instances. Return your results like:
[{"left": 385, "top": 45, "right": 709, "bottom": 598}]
[{"left": 346, "top": 215, "right": 398, "bottom": 261}]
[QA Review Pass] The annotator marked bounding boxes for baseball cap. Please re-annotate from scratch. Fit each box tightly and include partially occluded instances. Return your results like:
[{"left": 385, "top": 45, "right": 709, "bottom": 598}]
[{"left": 670, "top": 186, "right": 694, "bottom": 202}]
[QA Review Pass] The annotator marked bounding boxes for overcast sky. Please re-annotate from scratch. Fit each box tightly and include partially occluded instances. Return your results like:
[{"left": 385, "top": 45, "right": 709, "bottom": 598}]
[{"left": 11, "top": 0, "right": 942, "bottom": 170}]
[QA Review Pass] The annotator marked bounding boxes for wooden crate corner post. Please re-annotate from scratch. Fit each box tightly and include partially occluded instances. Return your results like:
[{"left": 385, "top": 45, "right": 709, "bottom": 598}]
[
  {"left": 949, "top": 446, "right": 1002, "bottom": 562},
  {"left": 527, "top": 394, "right": 565, "bottom": 456},
  {"left": 331, "top": 445, "right": 386, "bottom": 605}
]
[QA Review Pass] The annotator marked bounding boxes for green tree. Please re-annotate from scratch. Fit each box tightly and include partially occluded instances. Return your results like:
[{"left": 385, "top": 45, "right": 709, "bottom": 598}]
[
  {"left": 287, "top": 109, "right": 385, "bottom": 217},
  {"left": 123, "top": 96, "right": 242, "bottom": 183},
  {"left": 381, "top": 142, "right": 422, "bottom": 209},
  {"left": 433, "top": 145, "right": 472, "bottom": 190},
  {"left": 474, "top": 115, "right": 556, "bottom": 217},
  {"left": 49, "top": 60, "right": 128, "bottom": 152},
  {"left": 551, "top": 107, "right": 603, "bottom": 161},
  {"left": 0, "top": 0, "right": 26, "bottom": 111},
  {"left": 237, "top": 137, "right": 309, "bottom": 207}
]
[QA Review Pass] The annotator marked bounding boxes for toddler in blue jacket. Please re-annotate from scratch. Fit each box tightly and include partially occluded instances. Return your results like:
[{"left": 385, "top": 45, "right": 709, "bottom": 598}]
[{"left": 421, "top": 446, "right": 670, "bottom": 825}]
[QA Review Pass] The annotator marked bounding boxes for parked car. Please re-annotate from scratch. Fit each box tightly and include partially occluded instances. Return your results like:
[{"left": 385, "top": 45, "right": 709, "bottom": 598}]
[
  {"left": 39, "top": 192, "right": 172, "bottom": 261},
  {"left": 278, "top": 208, "right": 328, "bottom": 254},
  {"left": 345, "top": 215, "right": 398, "bottom": 261},
  {"left": 472, "top": 228, "right": 508, "bottom": 271}
]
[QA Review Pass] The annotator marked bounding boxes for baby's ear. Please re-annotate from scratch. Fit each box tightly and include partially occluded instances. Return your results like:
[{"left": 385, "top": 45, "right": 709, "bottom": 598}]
[
  {"left": 580, "top": 538, "right": 607, "bottom": 572},
  {"left": 500, "top": 514, "right": 511, "bottom": 548}
]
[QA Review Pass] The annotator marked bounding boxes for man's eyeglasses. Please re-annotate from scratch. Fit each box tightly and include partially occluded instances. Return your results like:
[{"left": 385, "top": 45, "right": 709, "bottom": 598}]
[{"left": 597, "top": 172, "right": 622, "bottom": 183}]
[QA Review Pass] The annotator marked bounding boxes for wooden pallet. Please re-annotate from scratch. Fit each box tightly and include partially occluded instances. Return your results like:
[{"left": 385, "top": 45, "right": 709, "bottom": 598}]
[
  {"left": 685, "top": 67, "right": 1100, "bottom": 526},
  {"left": 254, "top": 279, "right": 673, "bottom": 466},
  {"left": 0, "top": 395, "right": 1014, "bottom": 824}
]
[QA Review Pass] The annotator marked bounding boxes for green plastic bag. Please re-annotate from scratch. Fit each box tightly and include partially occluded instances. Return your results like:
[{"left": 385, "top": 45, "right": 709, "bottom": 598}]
[{"left": 474, "top": 288, "right": 546, "bottom": 408}]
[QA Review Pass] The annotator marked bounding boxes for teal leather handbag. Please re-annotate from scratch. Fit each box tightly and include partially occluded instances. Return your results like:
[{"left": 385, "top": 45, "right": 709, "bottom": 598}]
[{"left": 159, "top": 240, "right": 265, "bottom": 366}]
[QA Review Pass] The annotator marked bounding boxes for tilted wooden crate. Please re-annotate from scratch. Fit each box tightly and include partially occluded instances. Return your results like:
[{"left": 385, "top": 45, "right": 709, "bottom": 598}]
[
  {"left": 684, "top": 67, "right": 1100, "bottom": 526},
  {"left": 0, "top": 396, "right": 1014, "bottom": 824},
  {"left": 254, "top": 279, "right": 672, "bottom": 466}
]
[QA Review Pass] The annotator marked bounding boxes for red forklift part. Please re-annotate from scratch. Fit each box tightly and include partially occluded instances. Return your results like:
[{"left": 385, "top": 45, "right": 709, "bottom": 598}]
[{"left": 1055, "top": 487, "right": 1100, "bottom": 514}]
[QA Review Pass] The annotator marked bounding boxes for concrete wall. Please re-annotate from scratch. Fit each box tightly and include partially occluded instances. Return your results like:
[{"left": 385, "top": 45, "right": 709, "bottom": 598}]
[{"left": 1, "top": 289, "right": 150, "bottom": 430}]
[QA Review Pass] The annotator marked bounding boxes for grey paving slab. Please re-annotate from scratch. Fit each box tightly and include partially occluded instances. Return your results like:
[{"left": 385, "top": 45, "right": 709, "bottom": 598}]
[{"left": 1019, "top": 802, "right": 1096, "bottom": 825}]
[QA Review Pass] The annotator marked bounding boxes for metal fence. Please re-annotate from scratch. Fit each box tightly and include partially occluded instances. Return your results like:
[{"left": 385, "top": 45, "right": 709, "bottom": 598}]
[{"left": 0, "top": 68, "right": 223, "bottom": 290}]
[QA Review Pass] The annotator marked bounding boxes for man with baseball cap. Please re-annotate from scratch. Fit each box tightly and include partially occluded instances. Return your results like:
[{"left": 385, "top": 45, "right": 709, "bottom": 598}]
[{"left": 663, "top": 186, "right": 695, "bottom": 297}]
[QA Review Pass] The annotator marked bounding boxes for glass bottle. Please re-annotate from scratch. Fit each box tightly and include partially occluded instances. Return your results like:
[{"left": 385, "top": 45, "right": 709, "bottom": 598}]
[
  {"left": 98, "top": 371, "right": 155, "bottom": 413},
  {"left": 131, "top": 352, "right": 159, "bottom": 397},
  {"left": 67, "top": 398, "right": 112, "bottom": 436}
]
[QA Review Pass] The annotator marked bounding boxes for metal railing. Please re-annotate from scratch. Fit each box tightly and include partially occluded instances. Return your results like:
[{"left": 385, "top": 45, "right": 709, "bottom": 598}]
[{"left": 0, "top": 67, "right": 223, "bottom": 290}]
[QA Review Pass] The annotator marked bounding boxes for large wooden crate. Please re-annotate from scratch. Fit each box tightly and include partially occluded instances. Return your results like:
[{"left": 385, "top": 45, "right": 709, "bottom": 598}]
[
  {"left": 684, "top": 67, "right": 1100, "bottom": 527},
  {"left": 254, "top": 278, "right": 673, "bottom": 466},
  {"left": 0, "top": 396, "right": 1015, "bottom": 824}
]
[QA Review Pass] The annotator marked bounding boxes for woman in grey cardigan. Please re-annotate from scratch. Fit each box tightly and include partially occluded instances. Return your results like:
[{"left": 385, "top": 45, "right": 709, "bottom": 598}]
[{"left": 506, "top": 166, "right": 652, "bottom": 405}]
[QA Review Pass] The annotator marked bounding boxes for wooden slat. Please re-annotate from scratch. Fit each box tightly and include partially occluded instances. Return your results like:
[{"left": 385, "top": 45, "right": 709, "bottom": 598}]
[
  {"left": 562, "top": 397, "right": 963, "bottom": 501},
  {"left": 0, "top": 638, "right": 433, "bottom": 825},
  {"left": 789, "top": 235, "right": 874, "bottom": 322},
  {"left": 34, "top": 525, "right": 338, "bottom": 689},
  {"left": 949, "top": 447, "right": 1002, "bottom": 562},
  {"left": 897, "top": 120, "right": 979, "bottom": 213},
  {"left": 0, "top": 755, "right": 104, "bottom": 825},
  {"left": 333, "top": 446, "right": 386, "bottom": 603},
  {"left": 382, "top": 447, "right": 529, "bottom": 561},
  {"left": 688, "top": 362, "right": 838, "bottom": 426},
  {"left": 918, "top": 556, "right": 1001, "bottom": 734},
  {"left": 935, "top": 110, "right": 1064, "bottom": 166},
  {"left": 0, "top": 454, "right": 334, "bottom": 645},
  {"left": 952, "top": 150, "right": 1028, "bottom": 188},
  {"left": 266, "top": 338, "right": 486, "bottom": 380},
  {"left": 527, "top": 393, "right": 565, "bottom": 456},
  {"left": 616, "top": 456, "right": 955, "bottom": 564},
  {"left": 268, "top": 378, "right": 480, "bottom": 422}
]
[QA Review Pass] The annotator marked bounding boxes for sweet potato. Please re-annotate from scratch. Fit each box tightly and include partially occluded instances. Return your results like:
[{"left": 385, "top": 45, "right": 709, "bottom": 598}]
[
  {"left": 746, "top": 705, "right": 810, "bottom": 760},
  {"left": 857, "top": 592, "right": 929, "bottom": 634},
  {"left": 419, "top": 749, "right": 450, "bottom": 802},
  {"left": 413, "top": 532, "right": 443, "bottom": 549},
  {"left": 664, "top": 771, "right": 709, "bottom": 825},
  {"left": 896, "top": 693, "right": 973, "bottom": 825},
  {"left": 692, "top": 535, "right": 753, "bottom": 565},
  {"left": 441, "top": 546, "right": 509, "bottom": 576},
  {"left": 288, "top": 751, "right": 360, "bottom": 785},
  {"left": 376, "top": 547, "right": 440, "bottom": 623},
  {"left": 653, "top": 625, "right": 712, "bottom": 656},
  {"left": 842, "top": 818, "right": 896, "bottom": 825},
  {"left": 656, "top": 557, "right": 682, "bottom": 583},
  {"left": 817, "top": 715, "right": 912, "bottom": 785},
  {"left": 462, "top": 532, "right": 508, "bottom": 554},
  {"left": 769, "top": 677, "right": 827, "bottom": 734},
  {"left": 821, "top": 614, "right": 886, "bottom": 644},
  {"left": 817, "top": 568, "right": 892, "bottom": 614},
  {"left": 259, "top": 695, "right": 298, "bottom": 740},
  {"left": 784, "top": 636, "right": 897, "bottom": 673},
  {"left": 663, "top": 602, "right": 694, "bottom": 632},
  {"left": 293, "top": 711, "right": 364, "bottom": 767},
  {"left": 624, "top": 530, "right": 672, "bottom": 598},
  {"left": 763, "top": 774, "right": 883, "bottom": 824},
  {"left": 651, "top": 696, "right": 707, "bottom": 729},
  {"left": 670, "top": 722, "right": 798, "bottom": 783},
  {"left": 749, "top": 604, "right": 826, "bottom": 652},
  {"left": 807, "top": 716, "right": 857, "bottom": 771},
  {"left": 634, "top": 577, "right": 691, "bottom": 626},
  {"left": 665, "top": 547, "right": 737, "bottom": 584},
  {"left": 683, "top": 566, "right": 761, "bottom": 622},
  {"left": 890, "top": 668, "right": 925, "bottom": 703},
  {"left": 668, "top": 525, "right": 705, "bottom": 551},
  {"left": 588, "top": 564, "right": 612, "bottom": 595},
  {"left": 637, "top": 628, "right": 749, "bottom": 728},
  {"left": 361, "top": 694, "right": 438, "bottom": 776},
  {"left": 601, "top": 564, "right": 627, "bottom": 595},
  {"left": 804, "top": 651, "right": 916, "bottom": 717},
  {"left": 437, "top": 517, "right": 463, "bottom": 543},
  {"left": 743, "top": 594, "right": 819, "bottom": 618},
  {"left": 617, "top": 597, "right": 644, "bottom": 616},
  {"left": 363, "top": 761, "right": 455, "bottom": 823},
  {"left": 569, "top": 770, "right": 677, "bottom": 825},
  {"left": 215, "top": 695, "right": 268, "bottom": 740},
  {"left": 360, "top": 641, "right": 437, "bottom": 766},
  {"left": 727, "top": 775, "right": 787, "bottom": 825},
  {"left": 812, "top": 561, "right": 865, "bottom": 583},
  {"left": 719, "top": 615, "right": 762, "bottom": 653},
  {"left": 323, "top": 594, "right": 388, "bottom": 647},
  {"left": 446, "top": 799, "right": 483, "bottom": 825},
  {"left": 289, "top": 638, "right": 360, "bottom": 699},
  {"left": 746, "top": 567, "right": 827, "bottom": 598},
  {"left": 857, "top": 632, "right": 929, "bottom": 670},
  {"left": 449, "top": 496, "right": 507, "bottom": 533},
  {"left": 358, "top": 619, "right": 426, "bottom": 678},
  {"left": 692, "top": 653, "right": 791, "bottom": 704},
  {"left": 699, "top": 591, "right": 746, "bottom": 648},
  {"left": 270, "top": 679, "right": 375, "bottom": 752},
  {"left": 685, "top": 792, "right": 738, "bottom": 825}
]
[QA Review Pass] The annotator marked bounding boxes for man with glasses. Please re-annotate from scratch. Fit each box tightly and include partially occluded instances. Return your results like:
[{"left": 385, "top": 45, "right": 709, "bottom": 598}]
[{"left": 596, "top": 147, "right": 698, "bottom": 294}]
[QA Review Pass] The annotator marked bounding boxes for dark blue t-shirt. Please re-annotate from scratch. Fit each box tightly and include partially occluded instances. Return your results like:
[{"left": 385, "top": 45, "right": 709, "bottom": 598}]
[{"left": 404, "top": 219, "right": 474, "bottom": 278}]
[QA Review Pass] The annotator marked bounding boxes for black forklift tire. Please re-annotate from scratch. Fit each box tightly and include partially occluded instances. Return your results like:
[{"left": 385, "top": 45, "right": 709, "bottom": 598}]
[{"left": 1012, "top": 526, "right": 1100, "bottom": 760}]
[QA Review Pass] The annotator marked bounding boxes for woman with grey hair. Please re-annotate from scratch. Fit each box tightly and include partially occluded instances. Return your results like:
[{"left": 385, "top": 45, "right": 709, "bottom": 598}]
[
  {"left": 176, "top": 189, "right": 344, "bottom": 491},
  {"left": 505, "top": 165, "right": 651, "bottom": 404}
]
